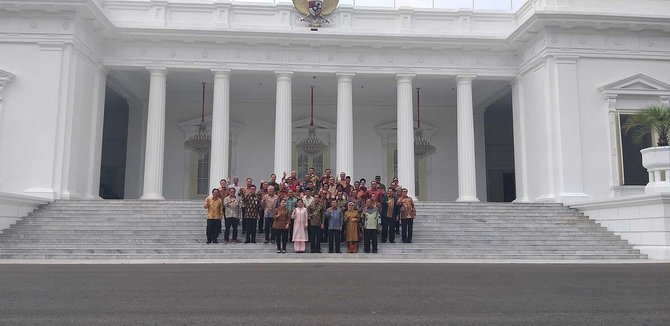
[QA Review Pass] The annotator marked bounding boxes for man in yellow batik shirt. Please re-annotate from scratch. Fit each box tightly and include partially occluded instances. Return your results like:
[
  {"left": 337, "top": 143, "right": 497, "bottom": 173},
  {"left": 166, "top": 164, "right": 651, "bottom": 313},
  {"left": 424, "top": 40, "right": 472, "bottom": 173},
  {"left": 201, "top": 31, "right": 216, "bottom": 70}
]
[{"left": 204, "top": 188, "right": 224, "bottom": 244}]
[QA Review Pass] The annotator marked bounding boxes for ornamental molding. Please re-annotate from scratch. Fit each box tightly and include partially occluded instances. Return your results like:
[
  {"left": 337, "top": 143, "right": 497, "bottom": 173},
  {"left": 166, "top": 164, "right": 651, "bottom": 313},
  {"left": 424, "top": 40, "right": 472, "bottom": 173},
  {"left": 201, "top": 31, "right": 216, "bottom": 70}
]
[
  {"left": 517, "top": 28, "right": 670, "bottom": 74},
  {"left": 101, "top": 40, "right": 518, "bottom": 77},
  {"left": 599, "top": 74, "right": 670, "bottom": 98},
  {"left": 0, "top": 70, "right": 16, "bottom": 94}
]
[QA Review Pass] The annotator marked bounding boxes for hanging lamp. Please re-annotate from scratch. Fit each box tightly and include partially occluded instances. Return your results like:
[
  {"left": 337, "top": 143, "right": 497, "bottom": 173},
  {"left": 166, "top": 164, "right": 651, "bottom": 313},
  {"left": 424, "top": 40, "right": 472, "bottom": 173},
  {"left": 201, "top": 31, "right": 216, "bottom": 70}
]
[
  {"left": 296, "top": 86, "right": 327, "bottom": 155},
  {"left": 184, "top": 82, "right": 211, "bottom": 158},
  {"left": 414, "top": 87, "right": 436, "bottom": 158}
]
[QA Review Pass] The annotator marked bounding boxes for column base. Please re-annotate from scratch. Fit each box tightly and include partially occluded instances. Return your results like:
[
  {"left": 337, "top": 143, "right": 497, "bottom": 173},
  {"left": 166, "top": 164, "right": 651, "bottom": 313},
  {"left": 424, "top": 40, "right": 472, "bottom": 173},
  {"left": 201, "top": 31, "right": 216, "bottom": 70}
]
[
  {"left": 456, "top": 196, "right": 480, "bottom": 203},
  {"left": 60, "top": 191, "right": 81, "bottom": 200},
  {"left": 556, "top": 192, "right": 590, "bottom": 205},
  {"left": 535, "top": 194, "right": 556, "bottom": 202},
  {"left": 140, "top": 193, "right": 165, "bottom": 200},
  {"left": 512, "top": 197, "right": 530, "bottom": 203}
]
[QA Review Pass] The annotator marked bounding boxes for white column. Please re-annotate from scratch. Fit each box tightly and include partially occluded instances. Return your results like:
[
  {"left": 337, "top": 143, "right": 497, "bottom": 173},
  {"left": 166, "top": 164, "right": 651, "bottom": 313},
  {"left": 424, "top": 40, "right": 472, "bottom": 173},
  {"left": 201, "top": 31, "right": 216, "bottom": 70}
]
[
  {"left": 336, "top": 73, "right": 355, "bottom": 178},
  {"left": 456, "top": 75, "right": 479, "bottom": 202},
  {"left": 210, "top": 69, "right": 231, "bottom": 189},
  {"left": 140, "top": 67, "right": 167, "bottom": 200},
  {"left": 396, "top": 74, "right": 416, "bottom": 198},
  {"left": 511, "top": 77, "right": 529, "bottom": 203},
  {"left": 84, "top": 66, "right": 108, "bottom": 200},
  {"left": 274, "top": 71, "right": 293, "bottom": 177},
  {"left": 124, "top": 100, "right": 148, "bottom": 199}
]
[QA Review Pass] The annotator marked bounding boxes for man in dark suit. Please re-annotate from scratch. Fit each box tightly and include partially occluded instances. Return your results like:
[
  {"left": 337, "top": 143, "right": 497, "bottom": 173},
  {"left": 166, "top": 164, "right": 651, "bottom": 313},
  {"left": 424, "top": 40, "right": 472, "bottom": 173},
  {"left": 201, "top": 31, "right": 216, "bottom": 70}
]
[{"left": 379, "top": 188, "right": 400, "bottom": 243}]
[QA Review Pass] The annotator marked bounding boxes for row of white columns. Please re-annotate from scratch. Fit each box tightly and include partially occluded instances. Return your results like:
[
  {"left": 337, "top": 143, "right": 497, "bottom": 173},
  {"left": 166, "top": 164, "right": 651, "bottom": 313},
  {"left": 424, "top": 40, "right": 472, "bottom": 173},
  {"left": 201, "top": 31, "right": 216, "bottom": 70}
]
[{"left": 138, "top": 68, "right": 480, "bottom": 202}]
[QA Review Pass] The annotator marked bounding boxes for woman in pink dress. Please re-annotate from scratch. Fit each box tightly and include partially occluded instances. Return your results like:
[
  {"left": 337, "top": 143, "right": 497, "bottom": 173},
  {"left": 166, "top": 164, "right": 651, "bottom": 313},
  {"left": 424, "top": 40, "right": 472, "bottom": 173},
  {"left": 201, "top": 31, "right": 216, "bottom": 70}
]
[{"left": 291, "top": 199, "right": 309, "bottom": 253}]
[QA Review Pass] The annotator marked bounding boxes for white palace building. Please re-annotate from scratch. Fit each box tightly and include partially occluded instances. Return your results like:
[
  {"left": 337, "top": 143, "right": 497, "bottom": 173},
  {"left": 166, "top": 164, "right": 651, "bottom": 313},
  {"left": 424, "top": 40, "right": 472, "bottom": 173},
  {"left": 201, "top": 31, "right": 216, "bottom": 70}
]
[{"left": 0, "top": 0, "right": 670, "bottom": 259}]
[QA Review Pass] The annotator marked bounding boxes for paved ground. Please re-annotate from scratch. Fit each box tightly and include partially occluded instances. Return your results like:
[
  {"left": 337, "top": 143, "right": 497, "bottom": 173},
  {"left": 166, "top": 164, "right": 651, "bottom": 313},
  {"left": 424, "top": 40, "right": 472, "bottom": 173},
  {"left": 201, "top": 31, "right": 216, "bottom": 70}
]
[{"left": 0, "top": 264, "right": 669, "bottom": 325}]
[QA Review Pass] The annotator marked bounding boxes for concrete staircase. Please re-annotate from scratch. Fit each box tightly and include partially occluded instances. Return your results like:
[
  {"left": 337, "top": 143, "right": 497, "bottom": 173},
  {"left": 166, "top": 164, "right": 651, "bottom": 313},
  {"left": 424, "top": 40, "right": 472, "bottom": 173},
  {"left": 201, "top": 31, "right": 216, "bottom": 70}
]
[{"left": 0, "top": 200, "right": 646, "bottom": 260}]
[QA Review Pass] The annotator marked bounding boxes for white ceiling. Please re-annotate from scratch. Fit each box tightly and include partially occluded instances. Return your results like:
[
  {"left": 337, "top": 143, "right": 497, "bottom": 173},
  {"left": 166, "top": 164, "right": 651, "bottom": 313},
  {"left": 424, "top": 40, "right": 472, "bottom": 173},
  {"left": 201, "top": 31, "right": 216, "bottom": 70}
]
[{"left": 109, "top": 68, "right": 511, "bottom": 111}]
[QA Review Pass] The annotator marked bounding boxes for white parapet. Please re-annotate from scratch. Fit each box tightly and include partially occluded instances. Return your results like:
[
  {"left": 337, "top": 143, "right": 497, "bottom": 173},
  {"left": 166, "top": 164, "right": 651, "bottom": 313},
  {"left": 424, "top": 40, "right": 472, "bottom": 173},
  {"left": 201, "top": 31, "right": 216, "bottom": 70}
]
[
  {"left": 572, "top": 193, "right": 670, "bottom": 260},
  {"left": 641, "top": 146, "right": 670, "bottom": 194},
  {"left": 0, "top": 192, "right": 50, "bottom": 232}
]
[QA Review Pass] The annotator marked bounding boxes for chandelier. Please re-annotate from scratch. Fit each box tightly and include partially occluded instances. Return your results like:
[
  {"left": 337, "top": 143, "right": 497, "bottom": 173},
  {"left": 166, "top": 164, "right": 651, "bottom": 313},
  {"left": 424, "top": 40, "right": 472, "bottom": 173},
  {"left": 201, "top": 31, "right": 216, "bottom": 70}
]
[
  {"left": 184, "top": 82, "right": 211, "bottom": 158},
  {"left": 414, "top": 87, "right": 436, "bottom": 158},
  {"left": 297, "top": 86, "right": 327, "bottom": 155}
]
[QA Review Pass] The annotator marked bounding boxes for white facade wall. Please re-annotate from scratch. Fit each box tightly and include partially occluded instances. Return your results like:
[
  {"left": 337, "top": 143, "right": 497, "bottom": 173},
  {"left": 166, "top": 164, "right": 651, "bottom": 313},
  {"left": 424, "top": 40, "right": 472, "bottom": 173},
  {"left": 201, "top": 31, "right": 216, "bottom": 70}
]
[
  {"left": 0, "top": 43, "right": 60, "bottom": 197},
  {"left": 0, "top": 0, "right": 668, "bottom": 205}
]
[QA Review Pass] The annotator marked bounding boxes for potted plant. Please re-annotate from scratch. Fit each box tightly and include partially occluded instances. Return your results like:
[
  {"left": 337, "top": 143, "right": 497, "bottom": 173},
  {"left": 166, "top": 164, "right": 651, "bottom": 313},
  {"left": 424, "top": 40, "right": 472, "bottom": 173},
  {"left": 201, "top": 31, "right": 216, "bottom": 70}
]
[{"left": 623, "top": 105, "right": 670, "bottom": 193}]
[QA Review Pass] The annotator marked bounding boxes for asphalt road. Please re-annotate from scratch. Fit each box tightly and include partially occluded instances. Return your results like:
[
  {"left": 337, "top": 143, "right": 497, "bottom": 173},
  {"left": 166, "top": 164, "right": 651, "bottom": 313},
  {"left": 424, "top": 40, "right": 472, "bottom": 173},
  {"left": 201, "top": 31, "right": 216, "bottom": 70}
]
[{"left": 0, "top": 263, "right": 669, "bottom": 325}]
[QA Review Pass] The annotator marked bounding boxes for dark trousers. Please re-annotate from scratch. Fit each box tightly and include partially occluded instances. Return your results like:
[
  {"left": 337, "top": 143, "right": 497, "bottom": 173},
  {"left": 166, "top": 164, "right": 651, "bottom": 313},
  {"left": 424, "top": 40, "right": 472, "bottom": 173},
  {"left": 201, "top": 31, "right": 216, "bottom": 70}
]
[
  {"left": 309, "top": 226, "right": 322, "bottom": 253},
  {"left": 224, "top": 218, "right": 239, "bottom": 241},
  {"left": 381, "top": 217, "right": 396, "bottom": 243},
  {"left": 241, "top": 210, "right": 246, "bottom": 234},
  {"left": 322, "top": 217, "right": 329, "bottom": 243},
  {"left": 206, "top": 219, "right": 221, "bottom": 243},
  {"left": 328, "top": 229, "right": 341, "bottom": 253},
  {"left": 364, "top": 229, "right": 378, "bottom": 253},
  {"left": 244, "top": 218, "right": 257, "bottom": 243},
  {"left": 258, "top": 212, "right": 264, "bottom": 232},
  {"left": 288, "top": 220, "right": 294, "bottom": 242},
  {"left": 395, "top": 218, "right": 400, "bottom": 234},
  {"left": 274, "top": 229, "right": 288, "bottom": 251},
  {"left": 401, "top": 219, "right": 414, "bottom": 243},
  {"left": 264, "top": 218, "right": 274, "bottom": 241}
]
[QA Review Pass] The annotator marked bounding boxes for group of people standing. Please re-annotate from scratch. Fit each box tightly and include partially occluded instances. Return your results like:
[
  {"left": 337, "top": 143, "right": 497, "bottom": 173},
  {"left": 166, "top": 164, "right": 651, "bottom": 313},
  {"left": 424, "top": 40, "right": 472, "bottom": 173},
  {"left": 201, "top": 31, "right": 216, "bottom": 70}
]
[{"left": 203, "top": 168, "right": 417, "bottom": 254}]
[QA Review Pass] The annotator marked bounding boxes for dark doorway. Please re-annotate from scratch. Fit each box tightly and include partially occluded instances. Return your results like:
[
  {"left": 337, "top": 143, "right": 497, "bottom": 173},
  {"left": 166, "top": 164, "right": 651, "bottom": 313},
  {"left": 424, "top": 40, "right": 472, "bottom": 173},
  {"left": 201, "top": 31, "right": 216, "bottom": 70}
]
[
  {"left": 619, "top": 114, "right": 651, "bottom": 186},
  {"left": 99, "top": 87, "right": 129, "bottom": 199},
  {"left": 484, "top": 93, "right": 516, "bottom": 202},
  {"left": 502, "top": 173, "right": 516, "bottom": 202}
]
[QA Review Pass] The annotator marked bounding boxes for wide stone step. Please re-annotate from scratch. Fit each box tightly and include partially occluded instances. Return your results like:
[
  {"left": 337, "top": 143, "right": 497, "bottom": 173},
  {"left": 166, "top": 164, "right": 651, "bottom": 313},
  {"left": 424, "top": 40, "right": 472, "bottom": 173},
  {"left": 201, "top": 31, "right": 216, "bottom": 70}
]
[
  {"left": 0, "top": 248, "right": 642, "bottom": 256},
  {"left": 0, "top": 231, "right": 623, "bottom": 237},
  {"left": 0, "top": 235, "right": 628, "bottom": 243},
  {"left": 0, "top": 253, "right": 645, "bottom": 260},
  {"left": 12, "top": 221, "right": 600, "bottom": 228},
  {"left": 0, "top": 200, "right": 645, "bottom": 260},
  {"left": 0, "top": 241, "right": 633, "bottom": 248}
]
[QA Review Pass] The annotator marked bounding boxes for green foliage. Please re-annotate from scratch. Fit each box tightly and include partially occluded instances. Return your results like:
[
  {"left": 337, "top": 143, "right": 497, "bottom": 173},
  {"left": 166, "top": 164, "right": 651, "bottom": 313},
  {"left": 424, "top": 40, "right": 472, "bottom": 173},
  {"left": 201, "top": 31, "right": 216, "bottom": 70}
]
[{"left": 623, "top": 105, "right": 670, "bottom": 147}]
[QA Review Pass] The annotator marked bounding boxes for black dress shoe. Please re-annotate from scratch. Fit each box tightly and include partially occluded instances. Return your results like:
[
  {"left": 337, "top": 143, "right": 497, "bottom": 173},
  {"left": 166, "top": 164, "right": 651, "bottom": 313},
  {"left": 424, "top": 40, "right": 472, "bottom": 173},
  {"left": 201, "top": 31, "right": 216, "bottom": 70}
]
[{"left": 206, "top": 241, "right": 211, "bottom": 244}]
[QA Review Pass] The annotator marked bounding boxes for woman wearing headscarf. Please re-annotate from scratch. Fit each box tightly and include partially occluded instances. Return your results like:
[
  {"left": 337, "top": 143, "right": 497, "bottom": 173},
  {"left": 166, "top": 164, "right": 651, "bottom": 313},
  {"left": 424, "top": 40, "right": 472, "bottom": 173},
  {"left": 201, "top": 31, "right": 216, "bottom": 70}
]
[
  {"left": 344, "top": 202, "right": 360, "bottom": 253},
  {"left": 291, "top": 199, "right": 309, "bottom": 253}
]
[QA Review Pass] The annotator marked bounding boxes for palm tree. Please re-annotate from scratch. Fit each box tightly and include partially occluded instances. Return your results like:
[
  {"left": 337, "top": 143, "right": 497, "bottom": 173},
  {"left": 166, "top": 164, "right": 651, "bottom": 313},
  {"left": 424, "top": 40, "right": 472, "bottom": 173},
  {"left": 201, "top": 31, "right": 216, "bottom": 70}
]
[{"left": 623, "top": 105, "right": 670, "bottom": 147}]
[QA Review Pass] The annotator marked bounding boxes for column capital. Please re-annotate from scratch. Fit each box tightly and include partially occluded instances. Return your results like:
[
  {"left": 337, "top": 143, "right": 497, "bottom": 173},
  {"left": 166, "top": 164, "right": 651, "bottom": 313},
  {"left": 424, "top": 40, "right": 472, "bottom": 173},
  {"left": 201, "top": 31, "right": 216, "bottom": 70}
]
[
  {"left": 396, "top": 73, "right": 416, "bottom": 82},
  {"left": 275, "top": 70, "right": 294, "bottom": 78},
  {"left": 212, "top": 68, "right": 231, "bottom": 77},
  {"left": 146, "top": 66, "right": 167, "bottom": 75},
  {"left": 336, "top": 72, "right": 356, "bottom": 80},
  {"left": 456, "top": 74, "right": 477, "bottom": 83}
]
